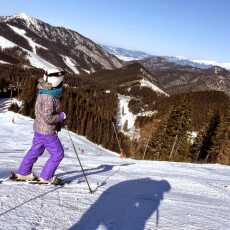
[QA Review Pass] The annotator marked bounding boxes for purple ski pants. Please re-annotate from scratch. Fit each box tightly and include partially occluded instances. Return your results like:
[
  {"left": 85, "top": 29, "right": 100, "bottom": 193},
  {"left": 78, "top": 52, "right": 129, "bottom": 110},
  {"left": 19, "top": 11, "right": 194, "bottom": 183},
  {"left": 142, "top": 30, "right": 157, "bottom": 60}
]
[{"left": 18, "top": 132, "right": 64, "bottom": 180}]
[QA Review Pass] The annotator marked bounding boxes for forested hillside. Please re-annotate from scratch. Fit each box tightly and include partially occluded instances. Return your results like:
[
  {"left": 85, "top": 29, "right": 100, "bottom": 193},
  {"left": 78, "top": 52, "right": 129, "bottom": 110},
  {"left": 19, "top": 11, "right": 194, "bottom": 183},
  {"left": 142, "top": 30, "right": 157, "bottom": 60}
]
[{"left": 1, "top": 62, "right": 230, "bottom": 165}]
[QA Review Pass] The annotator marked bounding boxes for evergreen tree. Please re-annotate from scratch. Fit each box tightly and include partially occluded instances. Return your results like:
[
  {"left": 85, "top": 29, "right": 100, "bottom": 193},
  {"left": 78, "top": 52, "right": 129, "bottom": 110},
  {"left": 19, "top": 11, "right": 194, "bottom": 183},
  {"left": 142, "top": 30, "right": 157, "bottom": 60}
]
[
  {"left": 209, "top": 106, "right": 230, "bottom": 164},
  {"left": 144, "top": 98, "right": 192, "bottom": 162},
  {"left": 174, "top": 100, "right": 192, "bottom": 161},
  {"left": 160, "top": 98, "right": 192, "bottom": 161},
  {"left": 145, "top": 116, "right": 168, "bottom": 160},
  {"left": 197, "top": 111, "right": 221, "bottom": 162},
  {"left": 189, "top": 128, "right": 206, "bottom": 162}
]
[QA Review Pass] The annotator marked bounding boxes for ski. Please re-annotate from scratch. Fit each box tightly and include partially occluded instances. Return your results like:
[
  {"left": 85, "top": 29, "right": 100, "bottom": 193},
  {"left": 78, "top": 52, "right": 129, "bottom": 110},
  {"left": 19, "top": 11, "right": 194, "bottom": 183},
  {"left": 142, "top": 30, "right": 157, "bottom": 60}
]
[
  {"left": 0, "top": 177, "right": 73, "bottom": 186},
  {"left": 0, "top": 172, "right": 71, "bottom": 186},
  {"left": 28, "top": 178, "right": 71, "bottom": 186},
  {"left": 0, "top": 171, "right": 38, "bottom": 184},
  {"left": 0, "top": 177, "right": 11, "bottom": 184}
]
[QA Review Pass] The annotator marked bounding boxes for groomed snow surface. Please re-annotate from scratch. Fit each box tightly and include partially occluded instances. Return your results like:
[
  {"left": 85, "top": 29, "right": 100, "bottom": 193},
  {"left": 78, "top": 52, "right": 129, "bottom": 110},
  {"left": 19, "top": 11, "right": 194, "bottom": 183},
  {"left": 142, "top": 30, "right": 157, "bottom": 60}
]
[{"left": 0, "top": 109, "right": 230, "bottom": 229}]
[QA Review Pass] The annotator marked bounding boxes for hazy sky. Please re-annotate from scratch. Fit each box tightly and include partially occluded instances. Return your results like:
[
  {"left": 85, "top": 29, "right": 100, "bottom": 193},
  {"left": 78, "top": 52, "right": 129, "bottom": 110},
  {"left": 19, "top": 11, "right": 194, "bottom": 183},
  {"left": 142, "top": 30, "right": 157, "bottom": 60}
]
[{"left": 1, "top": 0, "right": 229, "bottom": 62}]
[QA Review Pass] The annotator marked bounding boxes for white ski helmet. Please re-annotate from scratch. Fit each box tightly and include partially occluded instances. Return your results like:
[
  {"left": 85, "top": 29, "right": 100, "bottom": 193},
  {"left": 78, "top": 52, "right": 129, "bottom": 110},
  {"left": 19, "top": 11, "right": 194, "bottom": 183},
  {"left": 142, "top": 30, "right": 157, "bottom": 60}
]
[{"left": 43, "top": 68, "right": 65, "bottom": 88}]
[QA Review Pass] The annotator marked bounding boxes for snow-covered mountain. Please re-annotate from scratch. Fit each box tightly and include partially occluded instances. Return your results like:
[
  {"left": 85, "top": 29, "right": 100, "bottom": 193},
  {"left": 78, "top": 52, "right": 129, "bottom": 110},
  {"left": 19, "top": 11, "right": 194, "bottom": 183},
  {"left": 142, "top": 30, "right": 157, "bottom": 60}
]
[
  {"left": 165, "top": 56, "right": 230, "bottom": 71},
  {"left": 0, "top": 13, "right": 122, "bottom": 74},
  {"left": 165, "top": 56, "right": 212, "bottom": 69},
  {"left": 192, "top": 59, "right": 230, "bottom": 70},
  {"left": 101, "top": 44, "right": 152, "bottom": 61},
  {"left": 0, "top": 109, "right": 230, "bottom": 230},
  {"left": 102, "top": 44, "right": 230, "bottom": 71}
]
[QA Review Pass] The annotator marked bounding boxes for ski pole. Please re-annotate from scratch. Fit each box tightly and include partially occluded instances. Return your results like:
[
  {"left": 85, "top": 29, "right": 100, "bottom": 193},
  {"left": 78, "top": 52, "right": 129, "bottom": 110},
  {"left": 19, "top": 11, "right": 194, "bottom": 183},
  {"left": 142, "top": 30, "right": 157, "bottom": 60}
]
[
  {"left": 66, "top": 127, "right": 93, "bottom": 194},
  {"left": 156, "top": 207, "right": 159, "bottom": 228}
]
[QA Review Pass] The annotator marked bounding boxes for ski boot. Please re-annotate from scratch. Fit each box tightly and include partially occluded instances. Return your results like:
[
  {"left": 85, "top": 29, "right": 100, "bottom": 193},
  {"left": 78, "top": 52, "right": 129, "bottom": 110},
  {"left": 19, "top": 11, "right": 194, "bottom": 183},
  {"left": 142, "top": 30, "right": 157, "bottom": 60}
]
[
  {"left": 37, "top": 176, "right": 64, "bottom": 185},
  {"left": 10, "top": 172, "right": 38, "bottom": 182}
]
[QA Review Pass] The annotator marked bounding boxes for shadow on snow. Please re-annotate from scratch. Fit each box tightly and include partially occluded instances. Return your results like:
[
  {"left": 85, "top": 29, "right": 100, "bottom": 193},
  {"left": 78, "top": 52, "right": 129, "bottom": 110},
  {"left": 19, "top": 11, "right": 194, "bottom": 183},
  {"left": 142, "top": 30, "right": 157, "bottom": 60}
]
[
  {"left": 57, "top": 163, "right": 134, "bottom": 186},
  {"left": 69, "top": 178, "right": 171, "bottom": 230},
  {"left": 0, "top": 163, "right": 134, "bottom": 216}
]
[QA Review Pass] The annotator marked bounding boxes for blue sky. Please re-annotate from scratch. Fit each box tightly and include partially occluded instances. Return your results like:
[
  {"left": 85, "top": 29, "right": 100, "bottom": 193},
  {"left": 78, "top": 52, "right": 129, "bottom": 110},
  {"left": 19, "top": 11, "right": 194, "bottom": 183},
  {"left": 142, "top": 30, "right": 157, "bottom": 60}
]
[{"left": 1, "top": 0, "right": 229, "bottom": 62}]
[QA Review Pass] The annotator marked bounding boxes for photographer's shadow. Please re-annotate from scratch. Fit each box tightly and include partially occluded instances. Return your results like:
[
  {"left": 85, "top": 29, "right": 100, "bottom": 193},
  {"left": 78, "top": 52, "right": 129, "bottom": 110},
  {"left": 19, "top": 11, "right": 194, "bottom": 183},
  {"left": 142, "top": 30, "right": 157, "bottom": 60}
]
[{"left": 69, "top": 178, "right": 171, "bottom": 230}]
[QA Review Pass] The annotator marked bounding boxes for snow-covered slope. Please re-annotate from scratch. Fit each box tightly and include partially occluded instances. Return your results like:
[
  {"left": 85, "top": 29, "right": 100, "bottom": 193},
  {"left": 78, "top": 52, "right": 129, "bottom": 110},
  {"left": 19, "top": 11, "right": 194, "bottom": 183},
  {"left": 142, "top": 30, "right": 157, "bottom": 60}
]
[
  {"left": 139, "top": 79, "right": 169, "bottom": 96},
  {"left": 0, "top": 110, "right": 230, "bottom": 229},
  {"left": 0, "top": 36, "right": 16, "bottom": 49}
]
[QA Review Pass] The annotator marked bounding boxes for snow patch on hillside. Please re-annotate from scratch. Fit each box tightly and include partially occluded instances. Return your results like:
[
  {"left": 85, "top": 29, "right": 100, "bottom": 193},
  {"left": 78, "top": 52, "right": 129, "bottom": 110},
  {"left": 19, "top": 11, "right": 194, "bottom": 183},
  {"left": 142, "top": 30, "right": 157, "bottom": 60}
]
[
  {"left": 12, "top": 98, "right": 23, "bottom": 108},
  {"left": 117, "top": 94, "right": 135, "bottom": 132},
  {"left": 0, "top": 36, "right": 17, "bottom": 49},
  {"left": 117, "top": 94, "right": 158, "bottom": 138},
  {"left": 0, "top": 60, "right": 11, "bottom": 65},
  {"left": 8, "top": 24, "right": 47, "bottom": 54},
  {"left": 0, "top": 30, "right": 54, "bottom": 69},
  {"left": 115, "top": 54, "right": 137, "bottom": 61},
  {"left": 25, "top": 49, "right": 56, "bottom": 69},
  {"left": 62, "top": 55, "right": 80, "bottom": 74},
  {"left": 82, "top": 68, "right": 91, "bottom": 74},
  {"left": 188, "top": 131, "right": 198, "bottom": 144},
  {"left": 137, "top": 110, "right": 157, "bottom": 117},
  {"left": 117, "top": 94, "right": 141, "bottom": 139},
  {"left": 139, "top": 79, "right": 169, "bottom": 96}
]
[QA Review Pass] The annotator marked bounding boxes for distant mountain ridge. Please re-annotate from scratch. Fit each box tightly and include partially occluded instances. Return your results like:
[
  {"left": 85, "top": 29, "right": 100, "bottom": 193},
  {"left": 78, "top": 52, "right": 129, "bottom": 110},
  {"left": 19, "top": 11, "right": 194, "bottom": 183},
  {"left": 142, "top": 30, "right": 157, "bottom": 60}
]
[
  {"left": 101, "top": 45, "right": 152, "bottom": 61},
  {"left": 102, "top": 45, "right": 230, "bottom": 95},
  {"left": 1, "top": 13, "right": 230, "bottom": 96},
  {"left": 0, "top": 13, "right": 122, "bottom": 74},
  {"left": 139, "top": 56, "right": 230, "bottom": 95},
  {"left": 102, "top": 44, "right": 230, "bottom": 71}
]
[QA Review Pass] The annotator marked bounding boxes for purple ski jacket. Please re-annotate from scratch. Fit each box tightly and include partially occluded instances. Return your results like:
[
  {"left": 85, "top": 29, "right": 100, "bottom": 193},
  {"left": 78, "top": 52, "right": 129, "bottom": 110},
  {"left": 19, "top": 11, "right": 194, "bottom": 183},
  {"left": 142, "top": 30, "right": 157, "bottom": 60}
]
[{"left": 33, "top": 79, "right": 62, "bottom": 135}]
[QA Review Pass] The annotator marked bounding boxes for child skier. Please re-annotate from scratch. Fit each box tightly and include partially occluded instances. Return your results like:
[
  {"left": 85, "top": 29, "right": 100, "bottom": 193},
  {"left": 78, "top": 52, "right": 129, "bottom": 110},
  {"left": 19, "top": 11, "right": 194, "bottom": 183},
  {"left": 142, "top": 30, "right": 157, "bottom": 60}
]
[{"left": 15, "top": 68, "right": 66, "bottom": 184}]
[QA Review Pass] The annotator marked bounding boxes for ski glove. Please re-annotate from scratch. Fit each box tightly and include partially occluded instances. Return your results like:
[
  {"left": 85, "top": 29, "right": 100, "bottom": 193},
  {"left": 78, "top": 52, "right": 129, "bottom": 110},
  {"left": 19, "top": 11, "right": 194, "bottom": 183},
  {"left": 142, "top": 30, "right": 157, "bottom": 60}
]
[{"left": 59, "top": 112, "right": 66, "bottom": 122}]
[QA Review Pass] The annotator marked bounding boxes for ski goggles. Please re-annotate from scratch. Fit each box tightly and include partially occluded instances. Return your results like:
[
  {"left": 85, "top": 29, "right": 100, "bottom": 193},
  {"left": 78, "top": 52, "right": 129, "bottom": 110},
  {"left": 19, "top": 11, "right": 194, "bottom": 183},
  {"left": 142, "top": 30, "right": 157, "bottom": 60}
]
[{"left": 45, "top": 70, "right": 66, "bottom": 77}]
